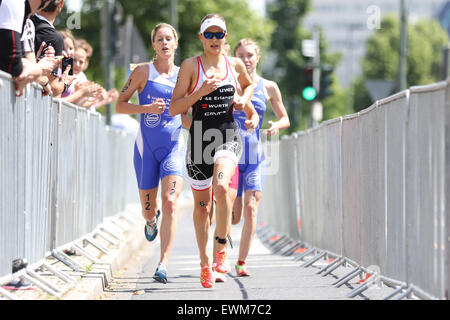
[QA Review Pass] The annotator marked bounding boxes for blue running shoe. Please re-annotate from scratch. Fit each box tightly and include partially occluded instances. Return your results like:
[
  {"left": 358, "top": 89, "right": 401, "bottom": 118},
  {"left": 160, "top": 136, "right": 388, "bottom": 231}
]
[
  {"left": 153, "top": 263, "right": 168, "bottom": 284},
  {"left": 144, "top": 210, "right": 160, "bottom": 242}
]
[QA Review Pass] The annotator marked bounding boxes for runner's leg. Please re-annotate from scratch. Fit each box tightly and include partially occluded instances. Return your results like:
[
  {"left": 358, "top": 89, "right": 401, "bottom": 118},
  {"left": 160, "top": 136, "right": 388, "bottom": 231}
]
[{"left": 159, "top": 175, "right": 184, "bottom": 266}]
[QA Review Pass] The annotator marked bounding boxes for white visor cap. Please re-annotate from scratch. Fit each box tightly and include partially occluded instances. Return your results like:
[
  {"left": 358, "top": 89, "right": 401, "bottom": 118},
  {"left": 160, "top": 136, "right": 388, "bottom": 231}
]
[{"left": 200, "top": 17, "right": 227, "bottom": 34}]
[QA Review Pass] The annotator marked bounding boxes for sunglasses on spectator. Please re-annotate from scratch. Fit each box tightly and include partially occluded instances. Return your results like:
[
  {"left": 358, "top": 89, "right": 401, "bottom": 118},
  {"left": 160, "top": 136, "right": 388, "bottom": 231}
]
[{"left": 203, "top": 32, "right": 226, "bottom": 40}]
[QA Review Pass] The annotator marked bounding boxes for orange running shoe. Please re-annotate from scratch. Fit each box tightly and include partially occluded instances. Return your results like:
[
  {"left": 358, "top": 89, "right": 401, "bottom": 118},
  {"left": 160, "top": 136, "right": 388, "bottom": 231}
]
[
  {"left": 235, "top": 263, "right": 251, "bottom": 277},
  {"left": 215, "top": 249, "right": 231, "bottom": 273},
  {"left": 200, "top": 265, "right": 215, "bottom": 288}
]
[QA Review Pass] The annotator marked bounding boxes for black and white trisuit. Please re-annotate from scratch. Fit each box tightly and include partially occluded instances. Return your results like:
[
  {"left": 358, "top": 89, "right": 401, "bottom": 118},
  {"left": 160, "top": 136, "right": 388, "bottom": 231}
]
[{"left": 186, "top": 55, "right": 242, "bottom": 191}]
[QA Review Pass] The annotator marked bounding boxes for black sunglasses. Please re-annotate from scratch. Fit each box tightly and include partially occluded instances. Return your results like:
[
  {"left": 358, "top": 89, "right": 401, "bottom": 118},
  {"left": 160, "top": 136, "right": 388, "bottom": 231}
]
[{"left": 203, "top": 32, "right": 226, "bottom": 40}]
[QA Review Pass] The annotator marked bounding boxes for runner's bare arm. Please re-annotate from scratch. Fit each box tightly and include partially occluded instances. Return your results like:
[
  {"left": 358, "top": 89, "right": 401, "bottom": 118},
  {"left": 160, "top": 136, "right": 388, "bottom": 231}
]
[
  {"left": 170, "top": 58, "right": 200, "bottom": 116},
  {"left": 243, "top": 101, "right": 259, "bottom": 132},
  {"left": 264, "top": 79, "right": 290, "bottom": 134},
  {"left": 234, "top": 58, "right": 254, "bottom": 106},
  {"left": 116, "top": 65, "right": 166, "bottom": 114},
  {"left": 181, "top": 112, "right": 192, "bottom": 129},
  {"left": 169, "top": 58, "right": 221, "bottom": 117}
]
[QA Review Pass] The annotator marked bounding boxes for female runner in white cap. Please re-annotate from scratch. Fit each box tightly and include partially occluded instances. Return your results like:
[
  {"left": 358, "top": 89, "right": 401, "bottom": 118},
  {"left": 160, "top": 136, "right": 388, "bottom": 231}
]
[{"left": 170, "top": 13, "right": 259, "bottom": 288}]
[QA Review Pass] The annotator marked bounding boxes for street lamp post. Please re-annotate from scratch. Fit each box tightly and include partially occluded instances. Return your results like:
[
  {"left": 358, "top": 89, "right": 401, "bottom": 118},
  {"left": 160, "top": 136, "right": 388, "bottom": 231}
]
[{"left": 399, "top": 0, "right": 408, "bottom": 91}]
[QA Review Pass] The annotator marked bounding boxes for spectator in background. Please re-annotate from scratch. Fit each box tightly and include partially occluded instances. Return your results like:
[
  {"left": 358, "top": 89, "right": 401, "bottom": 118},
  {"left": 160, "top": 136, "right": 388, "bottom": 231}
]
[
  {"left": 32, "top": 0, "right": 75, "bottom": 97},
  {"left": 75, "top": 38, "right": 92, "bottom": 82},
  {"left": 73, "top": 37, "right": 119, "bottom": 110},
  {"left": 0, "top": 0, "right": 58, "bottom": 96},
  {"left": 22, "top": 18, "right": 58, "bottom": 96},
  {"left": 59, "top": 30, "right": 104, "bottom": 107},
  {"left": 60, "top": 28, "right": 75, "bottom": 58}
]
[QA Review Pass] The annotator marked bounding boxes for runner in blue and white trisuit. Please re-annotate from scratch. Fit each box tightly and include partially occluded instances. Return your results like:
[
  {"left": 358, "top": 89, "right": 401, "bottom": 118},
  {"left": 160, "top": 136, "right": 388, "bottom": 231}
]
[
  {"left": 232, "top": 38, "right": 290, "bottom": 277},
  {"left": 116, "top": 23, "right": 190, "bottom": 284}
]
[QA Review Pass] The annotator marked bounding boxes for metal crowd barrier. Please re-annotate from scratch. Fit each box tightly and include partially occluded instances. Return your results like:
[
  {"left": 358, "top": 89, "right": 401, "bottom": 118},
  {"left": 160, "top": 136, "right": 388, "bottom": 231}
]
[
  {"left": 0, "top": 71, "right": 139, "bottom": 277},
  {"left": 259, "top": 80, "right": 449, "bottom": 300}
]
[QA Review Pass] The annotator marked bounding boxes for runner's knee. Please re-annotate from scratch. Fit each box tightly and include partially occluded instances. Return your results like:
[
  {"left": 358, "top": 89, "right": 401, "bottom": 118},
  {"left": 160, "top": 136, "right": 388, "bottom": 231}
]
[
  {"left": 194, "top": 200, "right": 211, "bottom": 216},
  {"left": 161, "top": 196, "right": 177, "bottom": 216},
  {"left": 213, "top": 182, "right": 229, "bottom": 200}
]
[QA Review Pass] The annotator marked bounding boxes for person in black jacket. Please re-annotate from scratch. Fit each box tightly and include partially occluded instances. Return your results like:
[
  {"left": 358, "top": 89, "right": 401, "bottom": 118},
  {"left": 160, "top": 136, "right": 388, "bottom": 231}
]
[
  {"left": 31, "top": 0, "right": 75, "bottom": 97},
  {"left": 0, "top": 0, "right": 56, "bottom": 96}
]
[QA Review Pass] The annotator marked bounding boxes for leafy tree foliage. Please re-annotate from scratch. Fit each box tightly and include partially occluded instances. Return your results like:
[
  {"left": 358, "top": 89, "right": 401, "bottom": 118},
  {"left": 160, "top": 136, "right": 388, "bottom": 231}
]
[{"left": 353, "top": 15, "right": 449, "bottom": 112}]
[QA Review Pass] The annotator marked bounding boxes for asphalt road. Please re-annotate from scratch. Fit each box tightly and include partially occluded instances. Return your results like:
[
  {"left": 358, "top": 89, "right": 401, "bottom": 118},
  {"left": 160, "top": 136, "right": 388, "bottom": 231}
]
[{"left": 97, "top": 203, "right": 397, "bottom": 301}]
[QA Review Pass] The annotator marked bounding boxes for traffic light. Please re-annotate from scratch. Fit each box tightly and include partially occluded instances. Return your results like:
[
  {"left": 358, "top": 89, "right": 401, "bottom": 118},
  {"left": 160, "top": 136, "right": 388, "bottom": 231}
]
[
  {"left": 302, "top": 66, "right": 317, "bottom": 101},
  {"left": 318, "top": 64, "right": 333, "bottom": 100}
]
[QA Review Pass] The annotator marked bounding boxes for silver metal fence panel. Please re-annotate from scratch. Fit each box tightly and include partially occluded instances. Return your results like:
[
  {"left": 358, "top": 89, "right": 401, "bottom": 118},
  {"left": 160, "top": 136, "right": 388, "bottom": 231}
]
[
  {"left": 406, "top": 84, "right": 446, "bottom": 299},
  {"left": 259, "top": 141, "right": 283, "bottom": 229},
  {"left": 110, "top": 129, "right": 128, "bottom": 215},
  {"left": 341, "top": 114, "right": 362, "bottom": 263},
  {"left": 84, "top": 112, "right": 97, "bottom": 230},
  {"left": 23, "top": 86, "right": 53, "bottom": 264},
  {"left": 382, "top": 93, "right": 408, "bottom": 282},
  {"left": 294, "top": 132, "right": 307, "bottom": 241},
  {"left": 299, "top": 131, "right": 319, "bottom": 245},
  {"left": 0, "top": 73, "right": 25, "bottom": 275},
  {"left": 269, "top": 137, "right": 287, "bottom": 233},
  {"left": 54, "top": 103, "right": 78, "bottom": 247},
  {"left": 358, "top": 104, "right": 387, "bottom": 274},
  {"left": 320, "top": 119, "right": 343, "bottom": 255},
  {"left": 106, "top": 129, "right": 120, "bottom": 217},
  {"left": 96, "top": 114, "right": 107, "bottom": 221},
  {"left": 446, "top": 80, "right": 450, "bottom": 300},
  {"left": 283, "top": 135, "right": 300, "bottom": 239},
  {"left": 0, "top": 70, "right": 146, "bottom": 277},
  {"left": 125, "top": 132, "right": 139, "bottom": 205},
  {"left": 311, "top": 128, "right": 325, "bottom": 248},
  {"left": 101, "top": 127, "right": 123, "bottom": 220},
  {"left": 48, "top": 100, "right": 60, "bottom": 250},
  {"left": 75, "top": 108, "right": 90, "bottom": 237}
]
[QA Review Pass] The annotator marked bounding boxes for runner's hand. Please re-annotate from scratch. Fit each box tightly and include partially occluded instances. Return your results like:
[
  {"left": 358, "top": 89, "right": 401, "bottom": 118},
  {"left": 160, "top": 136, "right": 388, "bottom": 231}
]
[
  {"left": 233, "top": 97, "right": 245, "bottom": 110},
  {"left": 146, "top": 98, "right": 166, "bottom": 114},
  {"left": 245, "top": 119, "right": 257, "bottom": 132},
  {"left": 199, "top": 78, "right": 221, "bottom": 97},
  {"left": 263, "top": 120, "right": 278, "bottom": 136}
]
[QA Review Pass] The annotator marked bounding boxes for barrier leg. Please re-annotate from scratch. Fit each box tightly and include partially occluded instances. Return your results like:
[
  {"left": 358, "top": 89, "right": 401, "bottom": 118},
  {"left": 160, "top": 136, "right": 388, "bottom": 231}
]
[
  {"left": 301, "top": 251, "right": 326, "bottom": 268},
  {"left": 383, "top": 286, "right": 404, "bottom": 300},
  {"left": 346, "top": 275, "right": 377, "bottom": 298},
  {"left": 393, "top": 287, "right": 412, "bottom": 300},
  {"left": 51, "top": 249, "right": 85, "bottom": 272},
  {"left": 293, "top": 248, "right": 315, "bottom": 261},
  {"left": 317, "top": 257, "right": 342, "bottom": 274},
  {"left": 332, "top": 267, "right": 362, "bottom": 287},
  {"left": 42, "top": 262, "right": 75, "bottom": 284},
  {"left": 322, "top": 259, "right": 346, "bottom": 277}
]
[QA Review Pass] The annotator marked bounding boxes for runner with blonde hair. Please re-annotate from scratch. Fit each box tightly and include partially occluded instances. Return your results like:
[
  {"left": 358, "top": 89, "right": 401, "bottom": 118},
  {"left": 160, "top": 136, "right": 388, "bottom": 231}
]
[
  {"left": 117, "top": 23, "right": 189, "bottom": 284},
  {"left": 170, "top": 14, "right": 259, "bottom": 288},
  {"left": 232, "top": 38, "right": 290, "bottom": 276}
]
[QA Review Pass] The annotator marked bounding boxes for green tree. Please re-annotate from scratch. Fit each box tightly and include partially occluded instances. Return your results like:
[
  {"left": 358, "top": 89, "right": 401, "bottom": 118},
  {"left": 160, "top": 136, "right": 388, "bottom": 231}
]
[
  {"left": 55, "top": 0, "right": 274, "bottom": 115},
  {"left": 56, "top": 0, "right": 273, "bottom": 84},
  {"left": 265, "top": 0, "right": 344, "bottom": 132},
  {"left": 353, "top": 15, "right": 449, "bottom": 112}
]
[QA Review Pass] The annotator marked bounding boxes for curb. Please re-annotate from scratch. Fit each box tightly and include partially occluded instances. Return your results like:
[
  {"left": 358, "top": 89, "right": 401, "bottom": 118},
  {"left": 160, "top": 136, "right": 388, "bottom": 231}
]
[
  {"left": 62, "top": 197, "right": 193, "bottom": 300},
  {"left": 62, "top": 212, "right": 146, "bottom": 300}
]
